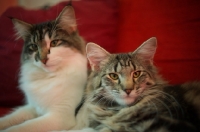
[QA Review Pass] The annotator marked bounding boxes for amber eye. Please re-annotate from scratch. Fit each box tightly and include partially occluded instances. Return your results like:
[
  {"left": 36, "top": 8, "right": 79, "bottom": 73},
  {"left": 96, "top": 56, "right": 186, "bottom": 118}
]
[
  {"left": 133, "top": 71, "right": 141, "bottom": 78},
  {"left": 50, "top": 40, "right": 59, "bottom": 47},
  {"left": 109, "top": 73, "right": 119, "bottom": 80},
  {"left": 28, "top": 44, "right": 38, "bottom": 52}
]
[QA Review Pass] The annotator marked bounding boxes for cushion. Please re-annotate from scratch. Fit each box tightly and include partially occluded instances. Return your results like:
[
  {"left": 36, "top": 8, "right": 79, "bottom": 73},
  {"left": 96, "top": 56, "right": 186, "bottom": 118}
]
[
  {"left": 0, "top": 0, "right": 118, "bottom": 107},
  {"left": 117, "top": 0, "right": 200, "bottom": 84}
]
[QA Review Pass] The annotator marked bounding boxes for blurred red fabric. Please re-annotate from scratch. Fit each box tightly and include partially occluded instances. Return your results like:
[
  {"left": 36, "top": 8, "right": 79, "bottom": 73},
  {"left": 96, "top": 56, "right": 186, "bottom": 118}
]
[{"left": 117, "top": 0, "right": 200, "bottom": 84}]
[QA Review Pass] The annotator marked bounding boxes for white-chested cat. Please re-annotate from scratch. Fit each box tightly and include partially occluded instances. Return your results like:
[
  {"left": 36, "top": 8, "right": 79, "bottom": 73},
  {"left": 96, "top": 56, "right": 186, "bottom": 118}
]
[
  {"left": 69, "top": 37, "right": 200, "bottom": 132},
  {"left": 0, "top": 6, "right": 88, "bottom": 132}
]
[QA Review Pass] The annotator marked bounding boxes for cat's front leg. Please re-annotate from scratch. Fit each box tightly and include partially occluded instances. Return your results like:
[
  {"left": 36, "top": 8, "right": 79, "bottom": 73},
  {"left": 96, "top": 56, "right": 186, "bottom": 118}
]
[
  {"left": 0, "top": 105, "right": 37, "bottom": 130},
  {"left": 88, "top": 105, "right": 125, "bottom": 132},
  {"left": 100, "top": 107, "right": 139, "bottom": 132},
  {"left": 103, "top": 104, "right": 155, "bottom": 132},
  {"left": 88, "top": 104, "right": 114, "bottom": 121},
  {"left": 3, "top": 112, "right": 75, "bottom": 132}
]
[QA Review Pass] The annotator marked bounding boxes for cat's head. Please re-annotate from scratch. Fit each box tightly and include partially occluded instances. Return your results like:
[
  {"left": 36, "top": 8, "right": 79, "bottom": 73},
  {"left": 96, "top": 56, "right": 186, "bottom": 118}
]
[
  {"left": 12, "top": 6, "right": 85, "bottom": 72},
  {"left": 86, "top": 37, "right": 164, "bottom": 106}
]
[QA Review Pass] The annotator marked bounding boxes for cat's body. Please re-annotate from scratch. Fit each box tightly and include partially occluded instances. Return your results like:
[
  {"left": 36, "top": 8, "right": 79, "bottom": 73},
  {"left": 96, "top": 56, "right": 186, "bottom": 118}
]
[
  {"left": 0, "top": 6, "right": 87, "bottom": 132},
  {"left": 69, "top": 38, "right": 200, "bottom": 132},
  {"left": 87, "top": 82, "right": 200, "bottom": 132}
]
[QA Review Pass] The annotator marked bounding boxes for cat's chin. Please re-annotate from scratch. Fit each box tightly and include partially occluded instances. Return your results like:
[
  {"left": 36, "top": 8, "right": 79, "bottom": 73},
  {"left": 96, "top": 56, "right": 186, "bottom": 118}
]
[
  {"left": 44, "top": 61, "right": 64, "bottom": 72},
  {"left": 116, "top": 96, "right": 138, "bottom": 106},
  {"left": 123, "top": 96, "right": 137, "bottom": 106},
  {"left": 43, "top": 65, "right": 58, "bottom": 72},
  {"left": 33, "top": 60, "right": 59, "bottom": 72}
]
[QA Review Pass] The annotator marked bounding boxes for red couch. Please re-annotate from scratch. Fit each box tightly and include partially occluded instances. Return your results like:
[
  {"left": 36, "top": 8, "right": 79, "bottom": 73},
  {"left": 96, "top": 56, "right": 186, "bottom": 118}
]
[{"left": 0, "top": 0, "right": 200, "bottom": 117}]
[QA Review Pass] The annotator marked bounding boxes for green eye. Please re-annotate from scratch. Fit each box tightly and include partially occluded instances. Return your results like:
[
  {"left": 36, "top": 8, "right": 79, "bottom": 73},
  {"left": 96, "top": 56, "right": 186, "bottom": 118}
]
[
  {"left": 109, "top": 73, "right": 119, "bottom": 80},
  {"left": 28, "top": 44, "right": 38, "bottom": 52},
  {"left": 133, "top": 71, "right": 141, "bottom": 78},
  {"left": 50, "top": 40, "right": 59, "bottom": 47}
]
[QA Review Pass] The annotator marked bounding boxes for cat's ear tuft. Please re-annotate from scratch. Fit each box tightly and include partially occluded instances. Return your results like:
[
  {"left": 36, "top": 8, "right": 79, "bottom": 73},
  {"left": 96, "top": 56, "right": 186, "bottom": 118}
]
[
  {"left": 135, "top": 37, "right": 157, "bottom": 62},
  {"left": 12, "top": 18, "right": 32, "bottom": 40},
  {"left": 56, "top": 6, "right": 77, "bottom": 34},
  {"left": 86, "top": 43, "right": 110, "bottom": 71}
]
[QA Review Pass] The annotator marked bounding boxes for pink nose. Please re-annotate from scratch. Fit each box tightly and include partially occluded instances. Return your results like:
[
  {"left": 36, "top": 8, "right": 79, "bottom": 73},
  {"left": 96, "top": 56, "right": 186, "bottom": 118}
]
[
  {"left": 41, "top": 59, "right": 48, "bottom": 64},
  {"left": 124, "top": 89, "right": 132, "bottom": 95}
]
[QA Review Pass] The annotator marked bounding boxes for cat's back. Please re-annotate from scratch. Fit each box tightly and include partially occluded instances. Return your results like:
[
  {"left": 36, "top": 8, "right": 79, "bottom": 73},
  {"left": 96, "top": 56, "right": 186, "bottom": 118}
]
[
  {"left": 161, "top": 82, "right": 200, "bottom": 131},
  {"left": 181, "top": 82, "right": 200, "bottom": 119}
]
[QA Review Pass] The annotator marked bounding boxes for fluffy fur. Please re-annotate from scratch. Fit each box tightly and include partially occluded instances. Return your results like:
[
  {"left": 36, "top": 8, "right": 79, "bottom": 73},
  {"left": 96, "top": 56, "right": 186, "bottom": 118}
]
[
  {"left": 0, "top": 6, "right": 87, "bottom": 132},
  {"left": 68, "top": 38, "right": 200, "bottom": 132}
]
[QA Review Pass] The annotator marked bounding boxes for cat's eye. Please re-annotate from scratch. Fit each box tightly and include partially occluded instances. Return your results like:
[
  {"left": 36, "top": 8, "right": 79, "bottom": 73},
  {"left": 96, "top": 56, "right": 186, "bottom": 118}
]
[
  {"left": 28, "top": 44, "right": 38, "bottom": 52},
  {"left": 133, "top": 71, "right": 141, "bottom": 78},
  {"left": 109, "top": 73, "right": 119, "bottom": 80},
  {"left": 50, "top": 40, "right": 60, "bottom": 47}
]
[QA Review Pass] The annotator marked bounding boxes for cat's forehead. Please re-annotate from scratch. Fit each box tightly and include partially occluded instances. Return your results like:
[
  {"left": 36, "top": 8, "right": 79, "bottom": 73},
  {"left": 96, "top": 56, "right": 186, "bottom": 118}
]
[
  {"left": 110, "top": 53, "right": 136, "bottom": 65},
  {"left": 25, "top": 21, "right": 63, "bottom": 43},
  {"left": 31, "top": 21, "right": 54, "bottom": 34},
  {"left": 115, "top": 53, "right": 132, "bottom": 63},
  {"left": 103, "top": 53, "right": 140, "bottom": 72}
]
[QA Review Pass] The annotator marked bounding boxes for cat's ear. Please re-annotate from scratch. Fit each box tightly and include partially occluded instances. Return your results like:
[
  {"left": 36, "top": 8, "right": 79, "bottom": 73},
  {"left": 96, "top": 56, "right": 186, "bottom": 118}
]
[
  {"left": 134, "top": 37, "right": 157, "bottom": 63},
  {"left": 86, "top": 43, "right": 110, "bottom": 71},
  {"left": 12, "top": 18, "right": 32, "bottom": 40},
  {"left": 56, "top": 6, "right": 77, "bottom": 33}
]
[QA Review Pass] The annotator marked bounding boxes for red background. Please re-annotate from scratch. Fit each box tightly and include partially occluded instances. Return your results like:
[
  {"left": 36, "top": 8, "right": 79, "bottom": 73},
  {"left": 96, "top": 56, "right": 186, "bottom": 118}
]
[{"left": 117, "top": 0, "right": 200, "bottom": 84}]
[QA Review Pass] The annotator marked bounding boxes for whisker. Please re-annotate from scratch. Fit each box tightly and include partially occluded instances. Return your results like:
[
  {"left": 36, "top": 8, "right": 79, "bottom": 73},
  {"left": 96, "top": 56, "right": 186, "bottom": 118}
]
[
  {"left": 141, "top": 89, "right": 176, "bottom": 118},
  {"left": 95, "top": 97, "right": 107, "bottom": 106},
  {"left": 145, "top": 97, "right": 158, "bottom": 116},
  {"left": 156, "top": 90, "right": 184, "bottom": 117},
  {"left": 141, "top": 87, "right": 183, "bottom": 118},
  {"left": 152, "top": 97, "right": 173, "bottom": 118}
]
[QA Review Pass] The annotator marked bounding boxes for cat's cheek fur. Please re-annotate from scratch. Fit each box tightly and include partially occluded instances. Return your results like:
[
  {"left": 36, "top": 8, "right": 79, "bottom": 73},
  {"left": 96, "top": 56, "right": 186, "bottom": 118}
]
[
  {"left": 33, "top": 46, "right": 79, "bottom": 72},
  {"left": 33, "top": 60, "right": 47, "bottom": 72}
]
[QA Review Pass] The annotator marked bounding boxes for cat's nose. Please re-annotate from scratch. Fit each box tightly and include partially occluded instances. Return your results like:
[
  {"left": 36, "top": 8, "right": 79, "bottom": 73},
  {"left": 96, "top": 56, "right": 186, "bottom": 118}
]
[
  {"left": 124, "top": 89, "right": 133, "bottom": 95},
  {"left": 41, "top": 59, "right": 48, "bottom": 64}
]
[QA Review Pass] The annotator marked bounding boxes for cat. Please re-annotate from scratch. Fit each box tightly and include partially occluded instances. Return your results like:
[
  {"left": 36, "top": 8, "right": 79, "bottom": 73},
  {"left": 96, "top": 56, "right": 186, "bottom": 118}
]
[
  {"left": 0, "top": 6, "right": 87, "bottom": 132},
  {"left": 67, "top": 37, "right": 200, "bottom": 132}
]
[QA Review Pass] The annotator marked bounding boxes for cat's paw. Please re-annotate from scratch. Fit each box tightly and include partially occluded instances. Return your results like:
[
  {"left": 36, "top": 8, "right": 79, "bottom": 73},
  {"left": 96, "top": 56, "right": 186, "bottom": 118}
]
[
  {"left": 101, "top": 119, "right": 125, "bottom": 132},
  {"left": 0, "top": 118, "right": 9, "bottom": 130},
  {"left": 100, "top": 108, "right": 138, "bottom": 132},
  {"left": 88, "top": 104, "right": 113, "bottom": 121},
  {"left": 112, "top": 106, "right": 138, "bottom": 122}
]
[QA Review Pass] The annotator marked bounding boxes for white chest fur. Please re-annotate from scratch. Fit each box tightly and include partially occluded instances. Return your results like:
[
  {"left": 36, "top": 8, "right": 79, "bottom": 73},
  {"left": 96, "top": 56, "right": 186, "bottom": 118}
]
[{"left": 19, "top": 47, "right": 87, "bottom": 115}]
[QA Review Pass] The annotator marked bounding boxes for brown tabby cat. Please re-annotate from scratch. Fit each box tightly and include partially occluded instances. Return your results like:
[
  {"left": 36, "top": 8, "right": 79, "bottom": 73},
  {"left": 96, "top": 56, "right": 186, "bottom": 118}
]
[{"left": 70, "top": 37, "right": 200, "bottom": 132}]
